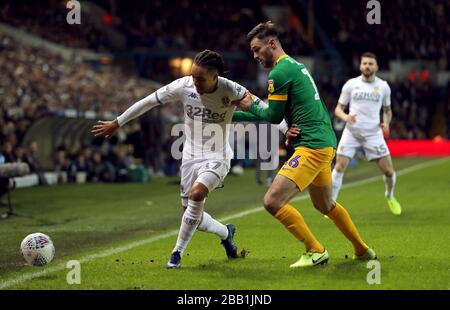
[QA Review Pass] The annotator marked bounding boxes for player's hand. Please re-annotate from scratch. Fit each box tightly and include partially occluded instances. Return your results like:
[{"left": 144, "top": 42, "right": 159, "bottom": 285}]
[
  {"left": 91, "top": 120, "right": 119, "bottom": 139},
  {"left": 233, "top": 90, "right": 253, "bottom": 112},
  {"left": 346, "top": 114, "right": 357, "bottom": 124},
  {"left": 285, "top": 124, "right": 301, "bottom": 147},
  {"left": 380, "top": 123, "right": 390, "bottom": 136}
]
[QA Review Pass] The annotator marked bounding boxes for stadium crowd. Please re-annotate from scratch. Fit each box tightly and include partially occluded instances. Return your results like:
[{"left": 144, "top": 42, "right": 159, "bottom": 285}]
[
  {"left": 1, "top": 0, "right": 448, "bottom": 187},
  {"left": 0, "top": 34, "right": 180, "bottom": 183},
  {"left": 0, "top": 0, "right": 108, "bottom": 51},
  {"left": 318, "top": 0, "right": 450, "bottom": 70},
  {"left": 2, "top": 0, "right": 448, "bottom": 69}
]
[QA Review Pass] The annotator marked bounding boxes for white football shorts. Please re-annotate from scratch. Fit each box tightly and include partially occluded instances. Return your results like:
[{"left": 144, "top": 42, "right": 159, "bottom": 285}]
[
  {"left": 180, "top": 158, "right": 230, "bottom": 207},
  {"left": 337, "top": 127, "right": 390, "bottom": 161}
]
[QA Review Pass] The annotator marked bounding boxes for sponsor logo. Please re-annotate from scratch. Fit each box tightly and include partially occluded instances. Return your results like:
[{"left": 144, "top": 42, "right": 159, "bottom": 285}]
[
  {"left": 186, "top": 105, "right": 227, "bottom": 123},
  {"left": 352, "top": 91, "right": 381, "bottom": 102}
]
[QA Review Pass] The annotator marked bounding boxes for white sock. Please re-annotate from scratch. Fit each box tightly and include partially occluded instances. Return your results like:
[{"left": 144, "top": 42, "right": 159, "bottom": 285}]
[
  {"left": 331, "top": 169, "right": 344, "bottom": 202},
  {"left": 173, "top": 199, "right": 204, "bottom": 255},
  {"left": 197, "top": 211, "right": 229, "bottom": 240},
  {"left": 383, "top": 172, "right": 396, "bottom": 198}
]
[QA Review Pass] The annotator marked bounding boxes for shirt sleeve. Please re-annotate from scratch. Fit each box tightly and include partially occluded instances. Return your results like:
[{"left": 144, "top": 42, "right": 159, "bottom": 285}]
[
  {"left": 232, "top": 94, "right": 266, "bottom": 122},
  {"left": 117, "top": 78, "right": 184, "bottom": 127},
  {"left": 248, "top": 70, "right": 288, "bottom": 123},
  {"left": 223, "top": 78, "right": 247, "bottom": 101},
  {"left": 233, "top": 102, "right": 288, "bottom": 134},
  {"left": 338, "top": 80, "right": 352, "bottom": 106},
  {"left": 155, "top": 77, "right": 185, "bottom": 105},
  {"left": 116, "top": 92, "right": 161, "bottom": 127},
  {"left": 278, "top": 119, "right": 289, "bottom": 135},
  {"left": 382, "top": 82, "right": 391, "bottom": 107},
  {"left": 267, "top": 69, "right": 289, "bottom": 102}
]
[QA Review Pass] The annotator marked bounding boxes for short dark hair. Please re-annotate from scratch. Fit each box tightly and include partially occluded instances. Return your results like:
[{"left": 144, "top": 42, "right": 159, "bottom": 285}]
[
  {"left": 193, "top": 49, "right": 224, "bottom": 76},
  {"left": 247, "top": 21, "right": 279, "bottom": 43},
  {"left": 361, "top": 52, "right": 377, "bottom": 61}
]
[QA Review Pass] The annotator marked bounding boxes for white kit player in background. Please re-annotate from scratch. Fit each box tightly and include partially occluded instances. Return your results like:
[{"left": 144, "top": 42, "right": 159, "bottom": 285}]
[
  {"left": 92, "top": 50, "right": 248, "bottom": 268},
  {"left": 332, "top": 52, "right": 402, "bottom": 215}
]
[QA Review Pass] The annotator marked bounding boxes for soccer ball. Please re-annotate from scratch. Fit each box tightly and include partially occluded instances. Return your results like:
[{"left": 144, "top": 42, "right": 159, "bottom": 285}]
[{"left": 20, "top": 233, "right": 55, "bottom": 266}]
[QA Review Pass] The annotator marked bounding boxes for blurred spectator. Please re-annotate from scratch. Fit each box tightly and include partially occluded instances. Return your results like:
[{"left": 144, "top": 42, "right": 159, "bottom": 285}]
[
  {"left": 0, "top": 177, "right": 15, "bottom": 206},
  {"left": 54, "top": 146, "right": 71, "bottom": 183},
  {"left": 0, "top": 141, "right": 15, "bottom": 163},
  {"left": 91, "top": 151, "right": 115, "bottom": 183}
]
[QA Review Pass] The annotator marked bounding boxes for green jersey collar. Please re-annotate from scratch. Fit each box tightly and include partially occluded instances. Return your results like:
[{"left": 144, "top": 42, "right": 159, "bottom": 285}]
[{"left": 276, "top": 54, "right": 289, "bottom": 65}]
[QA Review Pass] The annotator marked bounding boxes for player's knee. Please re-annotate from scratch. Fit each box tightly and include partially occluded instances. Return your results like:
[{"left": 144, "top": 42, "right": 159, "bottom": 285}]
[
  {"left": 263, "top": 194, "right": 282, "bottom": 215},
  {"left": 188, "top": 186, "right": 207, "bottom": 201},
  {"left": 325, "top": 201, "right": 337, "bottom": 214},
  {"left": 313, "top": 199, "right": 334, "bottom": 214},
  {"left": 384, "top": 169, "right": 394, "bottom": 178},
  {"left": 335, "top": 162, "right": 347, "bottom": 173}
]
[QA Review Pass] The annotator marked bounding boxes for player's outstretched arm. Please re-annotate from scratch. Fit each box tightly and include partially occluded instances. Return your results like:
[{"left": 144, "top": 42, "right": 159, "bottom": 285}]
[
  {"left": 232, "top": 92, "right": 266, "bottom": 122},
  {"left": 92, "top": 120, "right": 119, "bottom": 138},
  {"left": 91, "top": 91, "right": 162, "bottom": 138},
  {"left": 232, "top": 111, "right": 261, "bottom": 122},
  {"left": 249, "top": 98, "right": 285, "bottom": 123},
  {"left": 234, "top": 91, "right": 284, "bottom": 124}
]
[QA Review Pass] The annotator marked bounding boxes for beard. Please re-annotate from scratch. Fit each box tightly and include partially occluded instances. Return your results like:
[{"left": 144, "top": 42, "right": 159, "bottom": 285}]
[
  {"left": 361, "top": 69, "right": 374, "bottom": 78},
  {"left": 262, "top": 57, "right": 275, "bottom": 68},
  {"left": 260, "top": 50, "right": 275, "bottom": 68}
]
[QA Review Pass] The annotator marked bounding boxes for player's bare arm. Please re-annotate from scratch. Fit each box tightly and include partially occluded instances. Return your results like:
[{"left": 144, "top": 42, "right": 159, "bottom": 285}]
[
  {"left": 91, "top": 119, "right": 119, "bottom": 138},
  {"left": 335, "top": 103, "right": 356, "bottom": 124},
  {"left": 381, "top": 106, "right": 392, "bottom": 135},
  {"left": 91, "top": 87, "right": 164, "bottom": 139}
]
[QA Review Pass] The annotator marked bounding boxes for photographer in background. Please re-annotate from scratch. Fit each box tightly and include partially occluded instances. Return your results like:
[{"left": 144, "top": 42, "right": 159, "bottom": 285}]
[{"left": 0, "top": 152, "right": 15, "bottom": 208}]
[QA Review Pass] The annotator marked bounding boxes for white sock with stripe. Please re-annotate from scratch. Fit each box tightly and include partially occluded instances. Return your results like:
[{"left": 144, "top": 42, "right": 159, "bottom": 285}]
[
  {"left": 173, "top": 199, "right": 204, "bottom": 255},
  {"left": 197, "top": 211, "right": 228, "bottom": 240},
  {"left": 383, "top": 172, "right": 396, "bottom": 199}
]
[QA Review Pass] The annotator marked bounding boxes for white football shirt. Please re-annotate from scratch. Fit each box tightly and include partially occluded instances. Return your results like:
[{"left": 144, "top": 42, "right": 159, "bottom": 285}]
[
  {"left": 338, "top": 76, "right": 391, "bottom": 133},
  {"left": 156, "top": 76, "right": 246, "bottom": 160}
]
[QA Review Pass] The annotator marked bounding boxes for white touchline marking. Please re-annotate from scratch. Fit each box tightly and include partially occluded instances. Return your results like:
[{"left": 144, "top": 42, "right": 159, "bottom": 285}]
[{"left": 1, "top": 157, "right": 448, "bottom": 289}]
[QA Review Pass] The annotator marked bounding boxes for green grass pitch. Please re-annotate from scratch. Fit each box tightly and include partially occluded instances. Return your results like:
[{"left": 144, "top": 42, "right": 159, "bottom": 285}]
[{"left": 0, "top": 157, "right": 449, "bottom": 289}]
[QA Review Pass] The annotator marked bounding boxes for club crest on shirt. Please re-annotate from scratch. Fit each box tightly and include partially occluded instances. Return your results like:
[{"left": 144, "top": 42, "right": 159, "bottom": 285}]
[
  {"left": 373, "top": 86, "right": 380, "bottom": 93},
  {"left": 221, "top": 97, "right": 230, "bottom": 107},
  {"left": 268, "top": 80, "right": 274, "bottom": 93}
]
